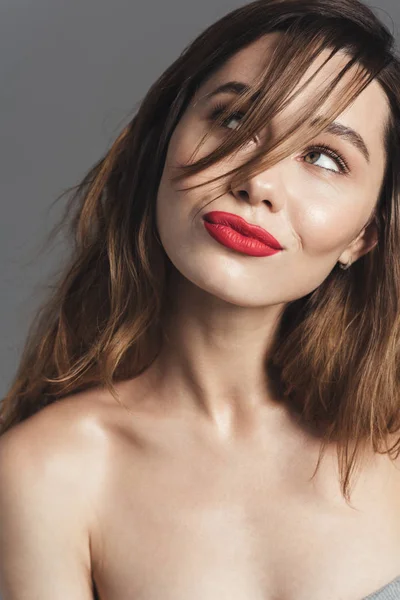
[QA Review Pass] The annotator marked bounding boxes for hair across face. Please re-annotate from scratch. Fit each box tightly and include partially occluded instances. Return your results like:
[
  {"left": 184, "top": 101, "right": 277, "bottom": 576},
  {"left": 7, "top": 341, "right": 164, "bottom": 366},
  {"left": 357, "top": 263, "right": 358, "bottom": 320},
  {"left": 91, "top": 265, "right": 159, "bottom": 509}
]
[{"left": 156, "top": 33, "right": 389, "bottom": 308}]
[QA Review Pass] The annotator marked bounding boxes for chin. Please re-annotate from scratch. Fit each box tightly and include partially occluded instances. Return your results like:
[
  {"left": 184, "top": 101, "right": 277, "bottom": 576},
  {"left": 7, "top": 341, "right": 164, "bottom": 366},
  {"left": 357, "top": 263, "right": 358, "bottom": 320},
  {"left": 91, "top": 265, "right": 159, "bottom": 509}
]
[{"left": 166, "top": 259, "right": 278, "bottom": 308}]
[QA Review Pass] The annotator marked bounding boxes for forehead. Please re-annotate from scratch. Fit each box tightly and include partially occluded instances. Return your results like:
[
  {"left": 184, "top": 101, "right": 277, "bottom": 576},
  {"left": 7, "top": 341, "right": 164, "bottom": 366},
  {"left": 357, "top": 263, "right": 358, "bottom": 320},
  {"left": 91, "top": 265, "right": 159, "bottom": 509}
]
[{"left": 197, "top": 33, "right": 390, "bottom": 172}]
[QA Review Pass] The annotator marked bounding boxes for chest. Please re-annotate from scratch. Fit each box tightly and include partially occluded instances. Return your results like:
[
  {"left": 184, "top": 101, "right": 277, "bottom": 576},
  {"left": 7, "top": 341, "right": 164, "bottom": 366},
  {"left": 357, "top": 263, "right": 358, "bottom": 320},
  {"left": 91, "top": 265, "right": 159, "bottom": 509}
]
[{"left": 90, "top": 431, "right": 400, "bottom": 600}]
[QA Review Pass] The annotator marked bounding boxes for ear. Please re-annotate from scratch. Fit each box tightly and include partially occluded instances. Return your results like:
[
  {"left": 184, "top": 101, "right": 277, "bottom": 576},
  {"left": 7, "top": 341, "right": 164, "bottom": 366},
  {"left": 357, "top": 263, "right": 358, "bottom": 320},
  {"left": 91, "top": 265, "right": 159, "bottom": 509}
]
[{"left": 338, "top": 216, "right": 378, "bottom": 266}]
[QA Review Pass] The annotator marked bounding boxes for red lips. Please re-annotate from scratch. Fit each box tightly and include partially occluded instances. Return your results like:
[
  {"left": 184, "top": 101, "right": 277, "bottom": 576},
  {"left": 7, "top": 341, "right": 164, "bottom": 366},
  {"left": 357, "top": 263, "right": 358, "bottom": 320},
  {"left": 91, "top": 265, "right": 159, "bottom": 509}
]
[{"left": 203, "top": 211, "right": 283, "bottom": 250}]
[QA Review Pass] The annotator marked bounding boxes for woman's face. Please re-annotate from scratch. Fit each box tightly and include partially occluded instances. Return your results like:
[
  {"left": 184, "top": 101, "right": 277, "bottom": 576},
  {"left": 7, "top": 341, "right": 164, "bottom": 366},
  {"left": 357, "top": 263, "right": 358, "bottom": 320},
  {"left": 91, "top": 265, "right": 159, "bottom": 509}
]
[{"left": 156, "top": 33, "right": 389, "bottom": 307}]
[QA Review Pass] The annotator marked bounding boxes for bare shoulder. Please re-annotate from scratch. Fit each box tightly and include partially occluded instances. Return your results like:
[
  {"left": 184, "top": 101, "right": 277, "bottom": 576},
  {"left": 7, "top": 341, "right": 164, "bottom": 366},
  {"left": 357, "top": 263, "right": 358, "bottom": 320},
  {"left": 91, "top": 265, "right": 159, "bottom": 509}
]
[
  {"left": 0, "top": 386, "right": 114, "bottom": 522},
  {"left": 0, "top": 387, "right": 118, "bottom": 599},
  {"left": 0, "top": 385, "right": 114, "bottom": 468}
]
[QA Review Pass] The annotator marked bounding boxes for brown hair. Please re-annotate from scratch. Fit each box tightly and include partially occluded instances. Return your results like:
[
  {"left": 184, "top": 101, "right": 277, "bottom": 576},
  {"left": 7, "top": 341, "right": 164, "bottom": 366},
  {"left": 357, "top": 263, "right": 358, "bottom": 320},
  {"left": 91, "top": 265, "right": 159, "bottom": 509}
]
[{"left": 1, "top": 0, "right": 400, "bottom": 501}]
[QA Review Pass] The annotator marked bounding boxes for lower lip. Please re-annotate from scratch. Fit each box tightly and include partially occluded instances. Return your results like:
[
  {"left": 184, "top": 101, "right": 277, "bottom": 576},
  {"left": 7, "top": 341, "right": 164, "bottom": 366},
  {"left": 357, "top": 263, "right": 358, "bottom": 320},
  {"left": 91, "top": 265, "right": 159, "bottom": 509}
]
[{"left": 203, "top": 221, "right": 281, "bottom": 257}]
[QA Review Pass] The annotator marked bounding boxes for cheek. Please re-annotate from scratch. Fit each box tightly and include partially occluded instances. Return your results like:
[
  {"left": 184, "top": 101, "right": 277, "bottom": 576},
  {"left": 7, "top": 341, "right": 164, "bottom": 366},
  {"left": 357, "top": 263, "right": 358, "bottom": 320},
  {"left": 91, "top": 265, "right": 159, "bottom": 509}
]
[
  {"left": 165, "top": 114, "right": 207, "bottom": 168},
  {"left": 295, "top": 196, "right": 371, "bottom": 256},
  {"left": 156, "top": 126, "right": 191, "bottom": 227},
  {"left": 163, "top": 110, "right": 227, "bottom": 187},
  {"left": 156, "top": 126, "right": 203, "bottom": 254},
  {"left": 156, "top": 118, "right": 226, "bottom": 236}
]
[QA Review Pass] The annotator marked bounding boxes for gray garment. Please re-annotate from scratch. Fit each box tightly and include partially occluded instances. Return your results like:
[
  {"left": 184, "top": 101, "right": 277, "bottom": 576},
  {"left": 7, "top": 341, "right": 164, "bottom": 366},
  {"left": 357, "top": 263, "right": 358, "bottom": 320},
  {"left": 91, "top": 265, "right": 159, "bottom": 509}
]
[{"left": 363, "top": 575, "right": 400, "bottom": 599}]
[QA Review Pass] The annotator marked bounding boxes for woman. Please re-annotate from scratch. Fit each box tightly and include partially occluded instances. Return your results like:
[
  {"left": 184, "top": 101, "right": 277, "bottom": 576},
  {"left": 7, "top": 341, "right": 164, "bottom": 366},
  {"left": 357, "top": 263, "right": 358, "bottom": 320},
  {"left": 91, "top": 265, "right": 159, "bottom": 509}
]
[{"left": 1, "top": 0, "right": 400, "bottom": 598}]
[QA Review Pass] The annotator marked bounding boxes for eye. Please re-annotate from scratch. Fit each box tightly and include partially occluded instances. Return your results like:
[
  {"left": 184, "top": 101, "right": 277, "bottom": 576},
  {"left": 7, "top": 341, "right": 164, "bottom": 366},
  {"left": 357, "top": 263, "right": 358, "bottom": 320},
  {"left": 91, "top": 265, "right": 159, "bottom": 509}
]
[
  {"left": 302, "top": 144, "right": 349, "bottom": 175},
  {"left": 209, "top": 102, "right": 245, "bottom": 130},
  {"left": 221, "top": 112, "right": 244, "bottom": 130},
  {"left": 208, "top": 103, "right": 350, "bottom": 176},
  {"left": 208, "top": 102, "right": 259, "bottom": 144}
]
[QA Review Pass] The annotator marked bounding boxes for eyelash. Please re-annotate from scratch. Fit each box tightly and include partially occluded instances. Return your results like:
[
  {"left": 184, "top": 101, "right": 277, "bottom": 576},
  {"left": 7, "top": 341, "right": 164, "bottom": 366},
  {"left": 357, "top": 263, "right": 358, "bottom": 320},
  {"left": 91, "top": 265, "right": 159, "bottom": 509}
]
[{"left": 208, "top": 103, "right": 350, "bottom": 175}]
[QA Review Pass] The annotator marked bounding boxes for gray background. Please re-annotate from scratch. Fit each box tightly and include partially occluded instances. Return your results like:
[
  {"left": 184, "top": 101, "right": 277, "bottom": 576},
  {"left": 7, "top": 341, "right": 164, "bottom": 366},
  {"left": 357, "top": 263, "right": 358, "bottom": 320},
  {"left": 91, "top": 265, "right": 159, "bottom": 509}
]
[{"left": 1, "top": 0, "right": 399, "bottom": 402}]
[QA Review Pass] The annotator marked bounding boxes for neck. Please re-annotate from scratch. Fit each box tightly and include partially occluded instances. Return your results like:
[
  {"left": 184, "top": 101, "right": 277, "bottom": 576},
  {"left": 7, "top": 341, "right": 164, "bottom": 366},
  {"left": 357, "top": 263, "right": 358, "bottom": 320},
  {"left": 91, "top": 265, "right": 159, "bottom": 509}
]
[{"left": 149, "top": 268, "right": 287, "bottom": 437}]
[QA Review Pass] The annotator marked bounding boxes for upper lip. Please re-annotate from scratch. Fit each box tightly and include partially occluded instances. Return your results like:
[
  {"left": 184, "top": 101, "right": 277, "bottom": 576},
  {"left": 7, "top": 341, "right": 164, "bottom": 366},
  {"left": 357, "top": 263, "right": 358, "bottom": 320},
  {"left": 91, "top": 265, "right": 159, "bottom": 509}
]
[{"left": 203, "top": 211, "right": 283, "bottom": 250}]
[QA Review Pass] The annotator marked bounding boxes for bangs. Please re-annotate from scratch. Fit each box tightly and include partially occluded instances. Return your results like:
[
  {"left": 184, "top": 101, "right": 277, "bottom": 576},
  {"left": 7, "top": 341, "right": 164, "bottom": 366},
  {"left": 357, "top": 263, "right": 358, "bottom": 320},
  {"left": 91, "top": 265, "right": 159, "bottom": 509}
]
[{"left": 171, "top": 18, "right": 391, "bottom": 198}]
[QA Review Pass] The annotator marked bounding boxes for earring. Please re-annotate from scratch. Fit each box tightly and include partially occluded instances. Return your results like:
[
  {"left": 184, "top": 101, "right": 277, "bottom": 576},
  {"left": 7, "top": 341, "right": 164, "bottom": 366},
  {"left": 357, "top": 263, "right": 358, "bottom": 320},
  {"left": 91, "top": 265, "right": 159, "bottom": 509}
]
[{"left": 339, "top": 257, "right": 353, "bottom": 270}]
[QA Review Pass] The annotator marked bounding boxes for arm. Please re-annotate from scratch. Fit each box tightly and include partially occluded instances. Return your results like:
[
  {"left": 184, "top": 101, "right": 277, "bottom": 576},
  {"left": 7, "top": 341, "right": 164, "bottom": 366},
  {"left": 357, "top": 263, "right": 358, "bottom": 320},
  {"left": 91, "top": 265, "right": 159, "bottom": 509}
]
[{"left": 0, "top": 407, "right": 97, "bottom": 600}]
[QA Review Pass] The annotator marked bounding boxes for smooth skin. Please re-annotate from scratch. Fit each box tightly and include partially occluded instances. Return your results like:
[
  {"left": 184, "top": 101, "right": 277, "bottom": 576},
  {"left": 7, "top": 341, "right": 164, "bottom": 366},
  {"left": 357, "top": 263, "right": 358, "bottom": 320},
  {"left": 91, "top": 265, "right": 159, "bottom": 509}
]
[{"left": 1, "top": 33, "right": 400, "bottom": 600}]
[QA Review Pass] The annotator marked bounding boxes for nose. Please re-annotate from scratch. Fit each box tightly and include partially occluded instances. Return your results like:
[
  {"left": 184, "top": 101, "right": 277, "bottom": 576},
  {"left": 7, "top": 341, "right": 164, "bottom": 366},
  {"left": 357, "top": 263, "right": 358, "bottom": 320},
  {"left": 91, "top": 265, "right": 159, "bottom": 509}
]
[{"left": 230, "top": 162, "right": 286, "bottom": 213}]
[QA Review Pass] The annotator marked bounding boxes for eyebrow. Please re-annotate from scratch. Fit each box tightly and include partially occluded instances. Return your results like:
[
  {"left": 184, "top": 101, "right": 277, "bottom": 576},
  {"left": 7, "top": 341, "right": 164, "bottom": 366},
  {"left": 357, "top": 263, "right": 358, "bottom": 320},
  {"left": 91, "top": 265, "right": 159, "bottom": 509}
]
[{"left": 202, "top": 80, "right": 371, "bottom": 164}]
